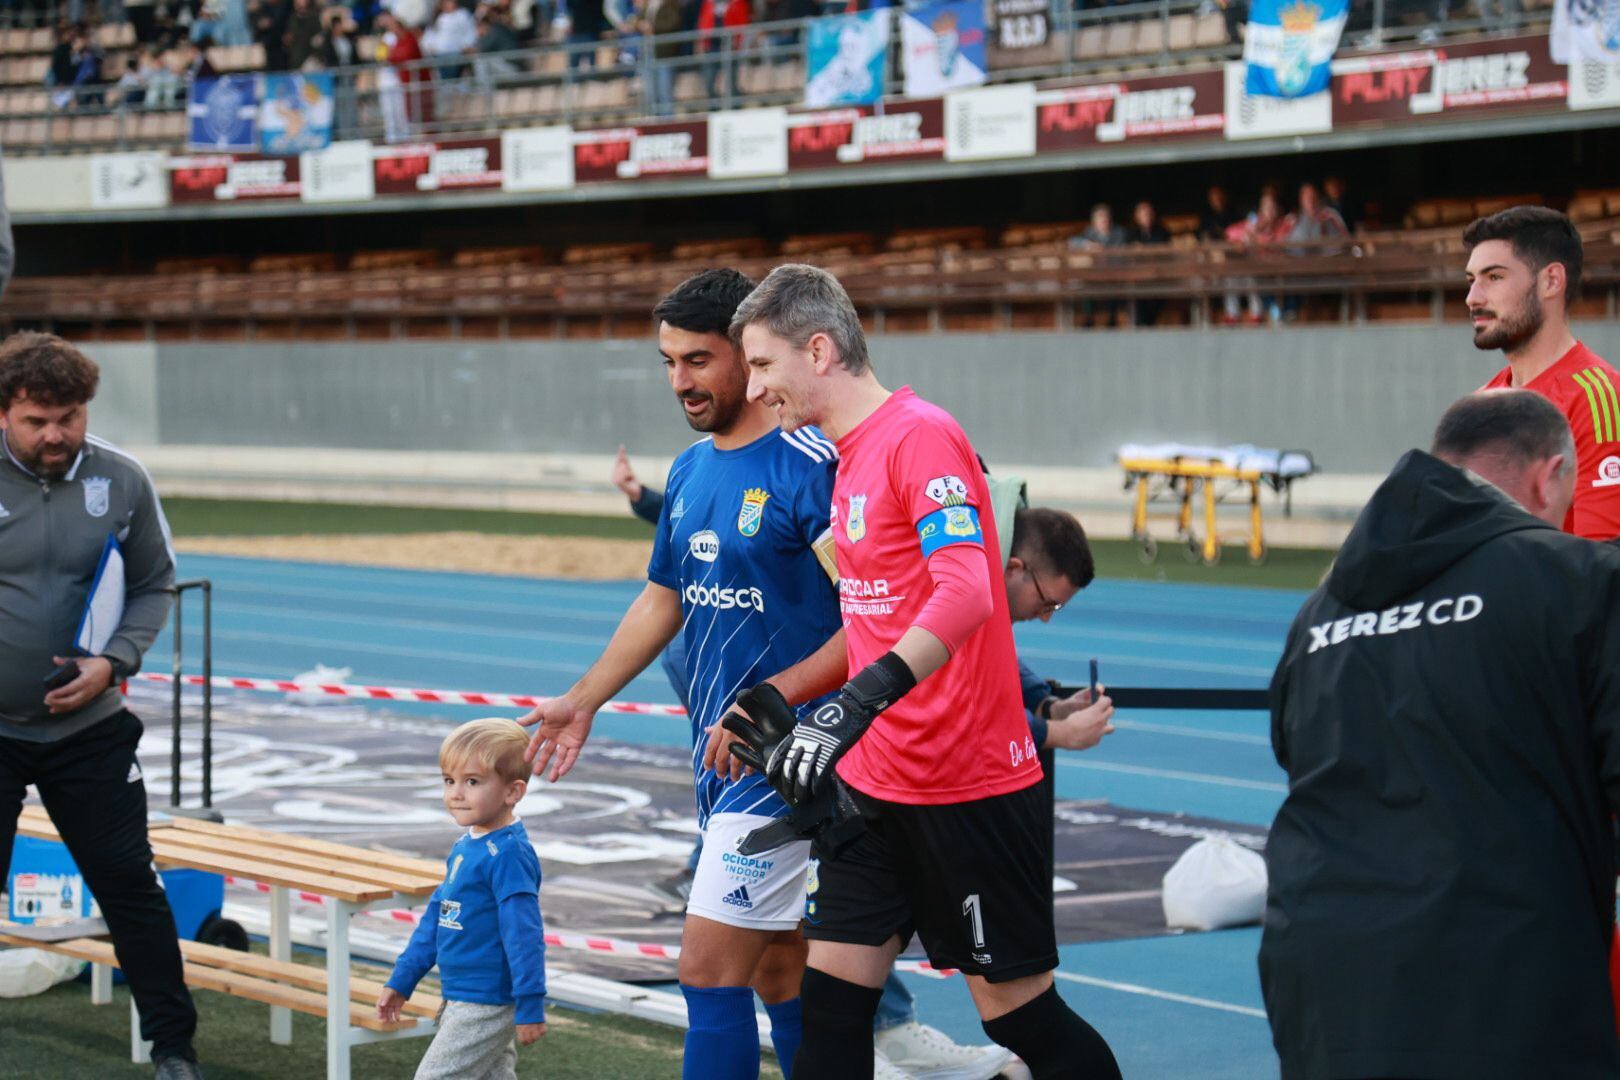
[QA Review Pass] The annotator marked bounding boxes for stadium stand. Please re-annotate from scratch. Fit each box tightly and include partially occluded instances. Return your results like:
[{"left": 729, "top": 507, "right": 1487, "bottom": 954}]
[
  {"left": 0, "top": 0, "right": 1557, "bottom": 153},
  {"left": 5, "top": 211, "right": 1615, "bottom": 339}
]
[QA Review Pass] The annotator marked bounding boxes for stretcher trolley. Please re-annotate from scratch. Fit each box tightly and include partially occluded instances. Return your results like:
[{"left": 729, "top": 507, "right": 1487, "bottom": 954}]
[{"left": 1117, "top": 443, "right": 1316, "bottom": 566}]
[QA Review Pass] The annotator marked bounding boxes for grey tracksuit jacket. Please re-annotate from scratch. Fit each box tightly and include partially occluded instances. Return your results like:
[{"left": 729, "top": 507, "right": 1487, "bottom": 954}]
[{"left": 0, "top": 431, "right": 175, "bottom": 743}]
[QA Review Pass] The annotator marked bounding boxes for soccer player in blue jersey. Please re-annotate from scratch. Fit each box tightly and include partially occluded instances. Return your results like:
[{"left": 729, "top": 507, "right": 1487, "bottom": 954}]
[{"left": 521, "top": 269, "right": 844, "bottom": 1080}]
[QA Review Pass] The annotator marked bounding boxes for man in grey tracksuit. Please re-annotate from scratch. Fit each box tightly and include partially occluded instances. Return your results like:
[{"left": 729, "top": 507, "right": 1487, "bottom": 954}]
[{"left": 0, "top": 332, "right": 202, "bottom": 1079}]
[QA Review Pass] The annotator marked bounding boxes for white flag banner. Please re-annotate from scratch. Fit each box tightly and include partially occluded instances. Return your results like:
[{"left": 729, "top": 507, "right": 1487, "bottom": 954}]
[
  {"left": 74, "top": 535, "right": 125, "bottom": 656},
  {"left": 1551, "top": 0, "right": 1620, "bottom": 64}
]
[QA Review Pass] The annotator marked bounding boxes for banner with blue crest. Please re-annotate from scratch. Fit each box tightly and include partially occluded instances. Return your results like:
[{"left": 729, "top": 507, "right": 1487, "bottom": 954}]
[
  {"left": 187, "top": 75, "right": 259, "bottom": 151},
  {"left": 1242, "top": 0, "right": 1347, "bottom": 98}
]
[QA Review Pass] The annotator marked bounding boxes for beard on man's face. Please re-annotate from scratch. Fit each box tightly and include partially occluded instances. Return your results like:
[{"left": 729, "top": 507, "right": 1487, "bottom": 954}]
[{"left": 1472, "top": 283, "right": 1544, "bottom": 353}]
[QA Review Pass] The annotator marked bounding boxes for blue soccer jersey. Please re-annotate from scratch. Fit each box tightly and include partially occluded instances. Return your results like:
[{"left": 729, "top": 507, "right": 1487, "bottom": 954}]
[{"left": 647, "top": 426, "right": 841, "bottom": 826}]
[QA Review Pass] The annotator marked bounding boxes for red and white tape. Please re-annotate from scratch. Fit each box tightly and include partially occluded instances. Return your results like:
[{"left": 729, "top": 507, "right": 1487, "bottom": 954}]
[
  {"left": 135, "top": 672, "right": 686, "bottom": 717},
  {"left": 223, "top": 876, "right": 954, "bottom": 977}
]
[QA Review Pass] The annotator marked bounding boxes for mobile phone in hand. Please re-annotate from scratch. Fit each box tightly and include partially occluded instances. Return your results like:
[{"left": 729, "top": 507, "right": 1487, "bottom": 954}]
[
  {"left": 1089, "top": 658, "right": 1100, "bottom": 700},
  {"left": 44, "top": 660, "right": 81, "bottom": 691}
]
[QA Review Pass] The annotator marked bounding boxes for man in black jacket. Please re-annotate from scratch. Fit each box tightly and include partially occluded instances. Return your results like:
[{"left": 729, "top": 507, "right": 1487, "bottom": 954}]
[{"left": 1261, "top": 388, "right": 1620, "bottom": 1079}]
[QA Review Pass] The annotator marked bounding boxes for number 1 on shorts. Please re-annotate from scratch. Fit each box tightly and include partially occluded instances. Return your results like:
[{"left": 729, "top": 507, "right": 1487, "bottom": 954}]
[{"left": 963, "top": 893, "right": 985, "bottom": 949}]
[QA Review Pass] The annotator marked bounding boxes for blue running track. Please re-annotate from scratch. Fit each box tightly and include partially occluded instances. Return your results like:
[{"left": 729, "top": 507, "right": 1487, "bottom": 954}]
[{"left": 151, "top": 554, "right": 1304, "bottom": 1079}]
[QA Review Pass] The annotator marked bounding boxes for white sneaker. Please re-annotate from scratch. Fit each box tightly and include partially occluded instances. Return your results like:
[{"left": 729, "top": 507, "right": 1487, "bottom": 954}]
[
  {"left": 874, "top": 1021, "right": 1017, "bottom": 1080},
  {"left": 875, "top": 1047, "right": 915, "bottom": 1080}
]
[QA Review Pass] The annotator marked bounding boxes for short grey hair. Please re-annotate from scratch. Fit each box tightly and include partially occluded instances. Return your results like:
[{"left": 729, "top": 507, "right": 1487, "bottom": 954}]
[
  {"left": 729, "top": 264, "right": 871, "bottom": 375},
  {"left": 1432, "top": 389, "right": 1576, "bottom": 477}
]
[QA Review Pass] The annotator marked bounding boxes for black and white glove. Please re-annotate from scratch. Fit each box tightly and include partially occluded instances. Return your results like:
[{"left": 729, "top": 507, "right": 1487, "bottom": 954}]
[{"left": 726, "top": 652, "right": 917, "bottom": 806}]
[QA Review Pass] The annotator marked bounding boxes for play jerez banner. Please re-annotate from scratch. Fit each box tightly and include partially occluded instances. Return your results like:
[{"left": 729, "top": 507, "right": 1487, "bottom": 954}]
[{"left": 12, "top": 32, "right": 1613, "bottom": 215}]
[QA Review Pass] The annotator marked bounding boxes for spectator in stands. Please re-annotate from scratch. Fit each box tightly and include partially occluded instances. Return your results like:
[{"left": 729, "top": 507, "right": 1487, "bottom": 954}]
[
  {"left": 1129, "top": 199, "right": 1169, "bottom": 327},
  {"left": 474, "top": 3, "right": 524, "bottom": 82},
  {"left": 284, "top": 0, "right": 328, "bottom": 68},
  {"left": 1199, "top": 184, "right": 1238, "bottom": 241},
  {"left": 176, "top": 35, "right": 218, "bottom": 88},
  {"left": 643, "top": 0, "right": 681, "bottom": 114},
  {"left": 1286, "top": 181, "right": 1348, "bottom": 250},
  {"left": 46, "top": 24, "right": 104, "bottom": 110},
  {"left": 567, "top": 0, "right": 609, "bottom": 69},
  {"left": 1071, "top": 202, "right": 1127, "bottom": 328},
  {"left": 697, "top": 0, "right": 750, "bottom": 101},
  {"left": 318, "top": 9, "right": 360, "bottom": 133},
  {"left": 423, "top": 0, "right": 479, "bottom": 76},
  {"left": 377, "top": 6, "right": 433, "bottom": 140},
  {"left": 143, "top": 47, "right": 183, "bottom": 106},
  {"left": 1225, "top": 188, "right": 1290, "bottom": 324},
  {"left": 250, "top": 0, "right": 291, "bottom": 70},
  {"left": 1322, "top": 175, "right": 1361, "bottom": 234},
  {"left": 113, "top": 54, "right": 147, "bottom": 107},
  {"left": 126, "top": 0, "right": 161, "bottom": 44}
]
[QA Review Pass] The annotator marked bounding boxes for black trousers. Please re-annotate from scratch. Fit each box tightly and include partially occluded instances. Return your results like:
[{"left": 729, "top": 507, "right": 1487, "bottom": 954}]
[{"left": 0, "top": 709, "right": 198, "bottom": 1059}]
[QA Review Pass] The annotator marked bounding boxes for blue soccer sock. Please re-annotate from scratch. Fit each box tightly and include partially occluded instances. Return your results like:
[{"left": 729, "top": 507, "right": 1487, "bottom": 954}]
[
  {"left": 682, "top": 984, "right": 760, "bottom": 1080},
  {"left": 763, "top": 996, "right": 802, "bottom": 1080}
]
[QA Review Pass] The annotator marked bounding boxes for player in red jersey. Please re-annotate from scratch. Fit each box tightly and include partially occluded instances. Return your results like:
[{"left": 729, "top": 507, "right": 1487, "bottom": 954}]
[
  {"left": 1467, "top": 205, "right": 1620, "bottom": 1033},
  {"left": 1467, "top": 206, "right": 1620, "bottom": 540},
  {"left": 724, "top": 265, "right": 1121, "bottom": 1080}
]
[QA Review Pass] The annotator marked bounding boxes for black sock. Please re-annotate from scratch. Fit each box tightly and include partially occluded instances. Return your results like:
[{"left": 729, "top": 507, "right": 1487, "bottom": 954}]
[
  {"left": 792, "top": 967, "right": 884, "bottom": 1080},
  {"left": 982, "top": 984, "right": 1122, "bottom": 1080}
]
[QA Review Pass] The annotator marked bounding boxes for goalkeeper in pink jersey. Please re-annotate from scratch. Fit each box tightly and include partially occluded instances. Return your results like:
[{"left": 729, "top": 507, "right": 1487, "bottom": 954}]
[{"left": 723, "top": 265, "right": 1121, "bottom": 1080}]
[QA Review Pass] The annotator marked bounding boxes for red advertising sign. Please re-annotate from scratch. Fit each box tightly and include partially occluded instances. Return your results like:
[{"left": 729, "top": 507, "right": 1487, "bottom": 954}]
[
  {"left": 1332, "top": 34, "right": 1567, "bottom": 125},
  {"left": 1036, "top": 69, "right": 1225, "bottom": 151},
  {"left": 786, "top": 98, "right": 946, "bottom": 170},
  {"left": 571, "top": 122, "right": 707, "bottom": 184},
  {"left": 372, "top": 138, "right": 503, "bottom": 195},
  {"left": 169, "top": 154, "right": 300, "bottom": 202}
]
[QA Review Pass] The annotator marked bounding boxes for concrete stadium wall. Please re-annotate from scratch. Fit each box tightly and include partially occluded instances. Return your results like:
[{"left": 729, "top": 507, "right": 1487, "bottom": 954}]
[{"left": 99, "top": 323, "right": 1620, "bottom": 477}]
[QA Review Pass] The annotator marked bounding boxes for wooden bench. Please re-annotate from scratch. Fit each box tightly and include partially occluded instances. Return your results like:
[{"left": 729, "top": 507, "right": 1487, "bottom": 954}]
[{"left": 13, "top": 805, "right": 445, "bottom": 1080}]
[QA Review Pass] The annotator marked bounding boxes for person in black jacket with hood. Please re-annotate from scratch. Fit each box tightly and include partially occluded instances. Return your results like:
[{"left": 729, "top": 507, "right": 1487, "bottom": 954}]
[{"left": 1261, "top": 387, "right": 1620, "bottom": 1080}]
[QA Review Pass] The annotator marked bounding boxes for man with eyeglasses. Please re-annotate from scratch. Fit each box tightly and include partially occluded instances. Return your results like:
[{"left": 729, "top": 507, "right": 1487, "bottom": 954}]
[{"left": 1003, "top": 507, "right": 1115, "bottom": 753}]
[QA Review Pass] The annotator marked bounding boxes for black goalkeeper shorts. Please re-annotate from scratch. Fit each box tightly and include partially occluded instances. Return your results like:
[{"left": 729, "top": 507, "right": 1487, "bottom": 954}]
[{"left": 802, "top": 780, "right": 1057, "bottom": 983}]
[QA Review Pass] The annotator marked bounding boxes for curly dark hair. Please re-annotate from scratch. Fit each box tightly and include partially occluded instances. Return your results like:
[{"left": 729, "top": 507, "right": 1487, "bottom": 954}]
[
  {"left": 1462, "top": 206, "right": 1583, "bottom": 300},
  {"left": 0, "top": 332, "right": 100, "bottom": 410}
]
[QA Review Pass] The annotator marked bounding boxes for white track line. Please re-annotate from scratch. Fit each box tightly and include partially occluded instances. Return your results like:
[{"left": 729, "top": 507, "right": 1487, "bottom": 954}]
[
  {"left": 1111, "top": 720, "right": 1272, "bottom": 746},
  {"left": 1054, "top": 971, "right": 1269, "bottom": 1019},
  {"left": 1056, "top": 758, "right": 1287, "bottom": 793}
]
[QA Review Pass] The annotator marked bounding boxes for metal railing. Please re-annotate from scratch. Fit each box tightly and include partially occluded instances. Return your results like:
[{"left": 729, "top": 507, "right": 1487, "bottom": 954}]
[{"left": 4, "top": 0, "right": 1554, "bottom": 154}]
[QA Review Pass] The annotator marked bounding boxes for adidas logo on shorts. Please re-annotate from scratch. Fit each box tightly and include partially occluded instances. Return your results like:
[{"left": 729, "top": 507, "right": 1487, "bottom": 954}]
[{"left": 721, "top": 885, "right": 753, "bottom": 910}]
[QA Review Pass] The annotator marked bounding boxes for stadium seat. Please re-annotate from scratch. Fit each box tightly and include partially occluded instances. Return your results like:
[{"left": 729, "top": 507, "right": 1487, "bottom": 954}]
[
  {"left": 1193, "top": 12, "right": 1229, "bottom": 47},
  {"left": 1076, "top": 25, "right": 1107, "bottom": 60},
  {"left": 781, "top": 232, "right": 878, "bottom": 257},
  {"left": 1104, "top": 20, "right": 1138, "bottom": 57},
  {"left": 771, "top": 61, "right": 804, "bottom": 93},
  {"left": 1135, "top": 17, "right": 1168, "bottom": 55},
  {"left": 350, "top": 249, "right": 442, "bottom": 271},
  {"left": 1167, "top": 14, "right": 1196, "bottom": 51},
  {"left": 670, "top": 237, "right": 769, "bottom": 261},
  {"left": 886, "top": 226, "right": 989, "bottom": 253},
  {"left": 248, "top": 253, "right": 342, "bottom": 273},
  {"left": 561, "top": 241, "right": 655, "bottom": 265},
  {"left": 25, "top": 28, "right": 52, "bottom": 53},
  {"left": 452, "top": 247, "right": 548, "bottom": 268},
  {"left": 0, "top": 28, "right": 25, "bottom": 55},
  {"left": 155, "top": 256, "right": 246, "bottom": 275},
  {"left": 675, "top": 71, "right": 705, "bottom": 101},
  {"left": 533, "top": 83, "right": 562, "bottom": 115}
]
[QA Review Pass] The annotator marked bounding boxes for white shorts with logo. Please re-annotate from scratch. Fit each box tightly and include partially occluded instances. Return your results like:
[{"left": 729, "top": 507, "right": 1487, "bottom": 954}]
[{"left": 686, "top": 812, "right": 811, "bottom": 931}]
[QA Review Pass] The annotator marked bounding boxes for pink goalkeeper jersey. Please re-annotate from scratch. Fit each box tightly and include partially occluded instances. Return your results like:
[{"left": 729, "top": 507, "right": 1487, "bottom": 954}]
[{"left": 829, "top": 387, "right": 1042, "bottom": 805}]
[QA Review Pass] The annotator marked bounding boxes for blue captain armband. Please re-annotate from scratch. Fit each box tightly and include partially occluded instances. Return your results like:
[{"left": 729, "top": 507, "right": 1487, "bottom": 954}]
[{"left": 916, "top": 505, "right": 984, "bottom": 557}]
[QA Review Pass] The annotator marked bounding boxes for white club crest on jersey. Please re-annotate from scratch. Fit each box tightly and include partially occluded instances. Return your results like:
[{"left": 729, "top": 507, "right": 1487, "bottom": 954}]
[{"left": 82, "top": 476, "right": 111, "bottom": 518}]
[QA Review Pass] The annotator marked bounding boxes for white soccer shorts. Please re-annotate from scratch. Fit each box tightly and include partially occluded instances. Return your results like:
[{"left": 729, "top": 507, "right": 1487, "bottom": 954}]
[{"left": 685, "top": 812, "right": 811, "bottom": 931}]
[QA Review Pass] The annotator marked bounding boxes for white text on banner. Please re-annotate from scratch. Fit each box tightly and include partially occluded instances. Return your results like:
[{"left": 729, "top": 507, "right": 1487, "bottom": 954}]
[
  {"left": 502, "top": 125, "right": 576, "bottom": 192},
  {"left": 945, "top": 82, "right": 1036, "bottom": 162},
  {"left": 708, "top": 108, "right": 789, "bottom": 179}
]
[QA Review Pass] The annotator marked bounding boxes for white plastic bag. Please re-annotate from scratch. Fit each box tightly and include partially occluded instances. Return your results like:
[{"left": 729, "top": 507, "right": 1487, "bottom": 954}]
[
  {"left": 0, "top": 948, "right": 86, "bottom": 998},
  {"left": 1161, "top": 837, "right": 1267, "bottom": 931},
  {"left": 287, "top": 664, "right": 353, "bottom": 706}
]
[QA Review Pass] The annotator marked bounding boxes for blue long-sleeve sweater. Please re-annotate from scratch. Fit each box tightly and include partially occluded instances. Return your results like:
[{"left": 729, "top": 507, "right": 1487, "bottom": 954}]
[{"left": 385, "top": 819, "right": 547, "bottom": 1025}]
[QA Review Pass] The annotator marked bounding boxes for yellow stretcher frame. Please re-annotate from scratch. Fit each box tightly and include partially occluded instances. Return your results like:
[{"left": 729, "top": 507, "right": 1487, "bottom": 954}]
[{"left": 1121, "top": 456, "right": 1299, "bottom": 567}]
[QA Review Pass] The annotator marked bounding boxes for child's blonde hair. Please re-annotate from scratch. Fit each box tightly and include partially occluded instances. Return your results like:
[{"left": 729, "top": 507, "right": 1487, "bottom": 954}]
[{"left": 439, "top": 718, "right": 532, "bottom": 785}]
